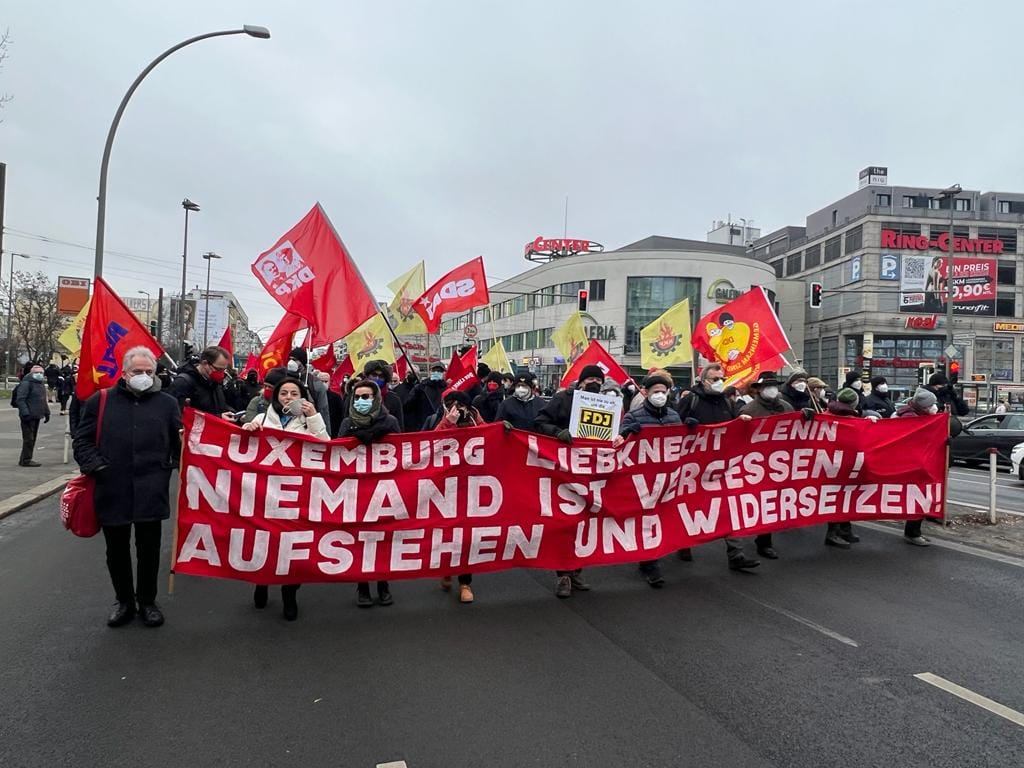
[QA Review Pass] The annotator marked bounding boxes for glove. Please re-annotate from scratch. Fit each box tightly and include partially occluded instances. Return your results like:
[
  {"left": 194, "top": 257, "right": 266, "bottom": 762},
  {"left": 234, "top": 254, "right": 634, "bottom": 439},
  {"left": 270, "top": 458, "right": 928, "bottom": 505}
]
[
  {"left": 405, "top": 372, "right": 418, "bottom": 385},
  {"left": 684, "top": 417, "right": 698, "bottom": 428},
  {"left": 557, "top": 429, "right": 573, "bottom": 444},
  {"left": 801, "top": 408, "right": 815, "bottom": 422},
  {"left": 502, "top": 421, "right": 513, "bottom": 433},
  {"left": 44, "top": 414, "right": 50, "bottom": 424},
  {"left": 621, "top": 422, "right": 641, "bottom": 437}
]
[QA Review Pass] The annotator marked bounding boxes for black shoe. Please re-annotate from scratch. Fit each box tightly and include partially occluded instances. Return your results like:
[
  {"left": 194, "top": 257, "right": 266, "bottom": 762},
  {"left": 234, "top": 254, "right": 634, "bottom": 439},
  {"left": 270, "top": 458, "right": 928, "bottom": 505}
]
[
  {"left": 282, "top": 588, "right": 299, "bottom": 621},
  {"left": 377, "top": 582, "right": 393, "bottom": 606},
  {"left": 644, "top": 566, "right": 666, "bottom": 588},
  {"left": 253, "top": 585, "right": 268, "bottom": 609},
  {"left": 757, "top": 547, "right": 779, "bottom": 560},
  {"left": 728, "top": 556, "right": 761, "bottom": 571},
  {"left": 824, "top": 534, "right": 851, "bottom": 549},
  {"left": 107, "top": 601, "right": 135, "bottom": 628},
  {"left": 138, "top": 604, "right": 164, "bottom": 628},
  {"left": 677, "top": 548, "right": 693, "bottom": 562},
  {"left": 840, "top": 531, "right": 860, "bottom": 544},
  {"left": 356, "top": 584, "right": 374, "bottom": 608},
  {"left": 20, "top": 460, "right": 41, "bottom": 467}
]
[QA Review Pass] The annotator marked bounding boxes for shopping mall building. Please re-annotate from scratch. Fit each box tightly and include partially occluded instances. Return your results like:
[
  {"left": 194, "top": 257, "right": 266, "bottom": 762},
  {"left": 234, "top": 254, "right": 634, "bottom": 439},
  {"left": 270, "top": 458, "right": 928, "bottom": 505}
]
[
  {"left": 752, "top": 167, "right": 1024, "bottom": 409},
  {"left": 437, "top": 235, "right": 806, "bottom": 390}
]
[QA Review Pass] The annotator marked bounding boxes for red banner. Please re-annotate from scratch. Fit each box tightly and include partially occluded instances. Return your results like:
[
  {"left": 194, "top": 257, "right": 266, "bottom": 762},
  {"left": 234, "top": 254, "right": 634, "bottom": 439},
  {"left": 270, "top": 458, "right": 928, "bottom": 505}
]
[
  {"left": 559, "top": 340, "right": 633, "bottom": 389},
  {"left": 252, "top": 204, "right": 378, "bottom": 345},
  {"left": 310, "top": 345, "right": 337, "bottom": 374},
  {"left": 447, "top": 346, "right": 479, "bottom": 392},
  {"left": 412, "top": 256, "right": 489, "bottom": 334},
  {"left": 76, "top": 277, "right": 165, "bottom": 400},
  {"left": 217, "top": 326, "right": 234, "bottom": 357},
  {"left": 174, "top": 409, "right": 948, "bottom": 584},
  {"left": 692, "top": 287, "right": 792, "bottom": 388}
]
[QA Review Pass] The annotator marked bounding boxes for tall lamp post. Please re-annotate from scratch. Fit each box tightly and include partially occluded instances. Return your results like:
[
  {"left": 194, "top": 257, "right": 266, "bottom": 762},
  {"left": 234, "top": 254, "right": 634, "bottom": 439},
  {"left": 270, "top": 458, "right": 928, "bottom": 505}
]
[
  {"left": 179, "top": 198, "right": 200, "bottom": 359},
  {"left": 137, "top": 290, "right": 152, "bottom": 328},
  {"left": 5, "top": 252, "right": 29, "bottom": 375},
  {"left": 92, "top": 25, "right": 271, "bottom": 279},
  {"left": 201, "top": 252, "right": 221, "bottom": 348},
  {"left": 938, "top": 184, "right": 962, "bottom": 369}
]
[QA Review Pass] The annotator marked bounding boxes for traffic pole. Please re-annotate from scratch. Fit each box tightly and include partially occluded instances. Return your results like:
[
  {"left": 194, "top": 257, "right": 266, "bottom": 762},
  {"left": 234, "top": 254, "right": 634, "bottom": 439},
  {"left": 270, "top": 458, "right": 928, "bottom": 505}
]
[{"left": 988, "top": 447, "right": 998, "bottom": 525}]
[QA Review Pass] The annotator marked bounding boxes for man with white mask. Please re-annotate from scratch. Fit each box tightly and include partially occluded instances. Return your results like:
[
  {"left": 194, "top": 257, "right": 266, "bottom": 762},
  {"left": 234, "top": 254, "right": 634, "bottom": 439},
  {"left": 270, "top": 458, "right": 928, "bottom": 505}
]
[
  {"left": 73, "top": 346, "right": 182, "bottom": 629},
  {"left": 495, "top": 371, "right": 545, "bottom": 431},
  {"left": 863, "top": 375, "right": 896, "bottom": 419}
]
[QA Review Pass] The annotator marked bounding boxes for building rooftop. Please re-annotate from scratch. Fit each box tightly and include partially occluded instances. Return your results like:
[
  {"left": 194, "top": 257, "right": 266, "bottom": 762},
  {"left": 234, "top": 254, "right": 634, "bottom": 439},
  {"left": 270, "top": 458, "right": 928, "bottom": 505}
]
[{"left": 615, "top": 235, "right": 748, "bottom": 256}]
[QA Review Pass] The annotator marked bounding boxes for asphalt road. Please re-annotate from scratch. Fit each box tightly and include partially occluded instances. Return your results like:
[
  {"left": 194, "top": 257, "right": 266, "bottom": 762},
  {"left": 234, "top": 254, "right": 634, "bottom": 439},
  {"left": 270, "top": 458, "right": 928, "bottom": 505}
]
[
  {"left": 947, "top": 463, "right": 1024, "bottom": 514},
  {"left": 1, "top": 496, "right": 1023, "bottom": 768}
]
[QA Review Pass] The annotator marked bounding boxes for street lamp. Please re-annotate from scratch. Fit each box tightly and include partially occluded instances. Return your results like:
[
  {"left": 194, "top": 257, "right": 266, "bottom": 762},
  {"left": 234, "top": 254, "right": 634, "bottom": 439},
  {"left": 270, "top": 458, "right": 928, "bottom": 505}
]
[
  {"left": 179, "top": 198, "right": 200, "bottom": 359},
  {"left": 202, "top": 252, "right": 222, "bottom": 348},
  {"left": 5, "top": 252, "right": 29, "bottom": 375},
  {"left": 137, "top": 290, "right": 152, "bottom": 327},
  {"left": 92, "top": 25, "right": 272, "bottom": 278},
  {"left": 937, "top": 184, "right": 962, "bottom": 368}
]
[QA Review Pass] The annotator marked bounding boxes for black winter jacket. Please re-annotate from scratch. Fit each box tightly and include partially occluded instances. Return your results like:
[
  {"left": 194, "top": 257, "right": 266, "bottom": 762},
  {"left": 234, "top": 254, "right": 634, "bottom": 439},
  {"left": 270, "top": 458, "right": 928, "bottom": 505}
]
[
  {"left": 495, "top": 395, "right": 545, "bottom": 432},
  {"left": 337, "top": 411, "right": 401, "bottom": 444},
  {"left": 169, "top": 362, "right": 229, "bottom": 415},
  {"left": 676, "top": 383, "right": 736, "bottom": 425},
  {"left": 739, "top": 396, "right": 794, "bottom": 418},
  {"left": 621, "top": 401, "right": 682, "bottom": 434},
  {"left": 13, "top": 378, "right": 50, "bottom": 421},
  {"left": 473, "top": 390, "right": 505, "bottom": 423},
  {"left": 404, "top": 380, "right": 447, "bottom": 432},
  {"left": 73, "top": 381, "right": 182, "bottom": 527},
  {"left": 863, "top": 391, "right": 895, "bottom": 419},
  {"left": 534, "top": 389, "right": 575, "bottom": 436}
]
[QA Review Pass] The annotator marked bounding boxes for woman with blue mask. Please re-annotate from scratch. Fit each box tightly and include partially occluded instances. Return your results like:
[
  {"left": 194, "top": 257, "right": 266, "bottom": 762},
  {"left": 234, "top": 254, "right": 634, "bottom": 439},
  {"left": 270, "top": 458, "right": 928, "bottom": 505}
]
[
  {"left": 242, "top": 377, "right": 328, "bottom": 620},
  {"left": 336, "top": 379, "right": 402, "bottom": 608}
]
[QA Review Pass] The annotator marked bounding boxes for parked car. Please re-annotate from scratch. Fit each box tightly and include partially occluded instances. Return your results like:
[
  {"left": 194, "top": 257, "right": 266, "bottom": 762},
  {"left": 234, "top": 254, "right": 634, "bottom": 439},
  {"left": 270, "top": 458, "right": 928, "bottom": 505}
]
[
  {"left": 949, "top": 413, "right": 1024, "bottom": 465},
  {"left": 1011, "top": 442, "right": 1024, "bottom": 481}
]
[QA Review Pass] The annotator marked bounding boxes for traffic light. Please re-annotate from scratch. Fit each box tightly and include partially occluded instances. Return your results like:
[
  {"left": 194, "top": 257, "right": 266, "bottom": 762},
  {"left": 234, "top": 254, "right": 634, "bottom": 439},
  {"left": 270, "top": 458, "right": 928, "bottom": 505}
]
[
  {"left": 149, "top": 320, "right": 158, "bottom": 337},
  {"left": 949, "top": 360, "right": 961, "bottom": 384},
  {"left": 809, "top": 282, "right": 823, "bottom": 308},
  {"left": 577, "top": 288, "right": 589, "bottom": 312}
]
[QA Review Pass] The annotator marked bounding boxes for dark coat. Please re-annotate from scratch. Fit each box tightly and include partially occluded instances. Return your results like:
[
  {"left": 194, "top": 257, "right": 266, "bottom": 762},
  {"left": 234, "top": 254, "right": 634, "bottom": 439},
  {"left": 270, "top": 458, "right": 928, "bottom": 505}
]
[
  {"left": 676, "top": 383, "right": 736, "bottom": 425},
  {"left": 739, "top": 396, "right": 794, "bottom": 418},
  {"left": 169, "top": 362, "right": 229, "bottom": 415},
  {"left": 495, "top": 395, "right": 545, "bottom": 432},
  {"left": 534, "top": 389, "right": 575, "bottom": 436},
  {"left": 863, "top": 391, "right": 895, "bottom": 419},
  {"left": 926, "top": 384, "right": 969, "bottom": 417},
  {"left": 342, "top": 388, "right": 405, "bottom": 431},
  {"left": 326, "top": 389, "right": 345, "bottom": 438},
  {"left": 13, "top": 378, "right": 50, "bottom": 420},
  {"left": 621, "top": 400, "right": 682, "bottom": 434},
  {"left": 73, "top": 381, "right": 182, "bottom": 527},
  {"left": 780, "top": 383, "right": 812, "bottom": 411},
  {"left": 404, "top": 380, "right": 447, "bottom": 432},
  {"left": 472, "top": 390, "right": 505, "bottom": 423},
  {"left": 337, "top": 410, "right": 401, "bottom": 444}
]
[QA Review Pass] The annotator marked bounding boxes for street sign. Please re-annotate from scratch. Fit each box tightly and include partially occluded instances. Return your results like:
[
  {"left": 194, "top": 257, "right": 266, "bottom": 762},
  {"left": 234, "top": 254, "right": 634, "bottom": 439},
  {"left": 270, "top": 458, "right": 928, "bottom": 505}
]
[
  {"left": 944, "top": 344, "right": 959, "bottom": 359},
  {"left": 952, "top": 333, "right": 974, "bottom": 345},
  {"left": 464, "top": 323, "right": 478, "bottom": 339}
]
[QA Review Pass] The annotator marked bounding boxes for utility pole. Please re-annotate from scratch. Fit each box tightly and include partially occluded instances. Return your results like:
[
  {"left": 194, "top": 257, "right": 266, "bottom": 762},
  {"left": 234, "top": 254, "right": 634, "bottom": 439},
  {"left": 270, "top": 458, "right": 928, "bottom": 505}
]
[
  {"left": 156, "top": 287, "right": 164, "bottom": 345},
  {"left": 938, "top": 184, "right": 962, "bottom": 368},
  {"left": 0, "top": 162, "right": 6, "bottom": 375}
]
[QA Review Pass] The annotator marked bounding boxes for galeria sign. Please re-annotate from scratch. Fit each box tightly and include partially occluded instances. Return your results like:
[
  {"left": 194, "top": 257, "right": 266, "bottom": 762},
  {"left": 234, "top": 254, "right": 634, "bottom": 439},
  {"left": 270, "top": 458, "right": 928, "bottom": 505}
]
[{"left": 174, "top": 409, "right": 948, "bottom": 584}]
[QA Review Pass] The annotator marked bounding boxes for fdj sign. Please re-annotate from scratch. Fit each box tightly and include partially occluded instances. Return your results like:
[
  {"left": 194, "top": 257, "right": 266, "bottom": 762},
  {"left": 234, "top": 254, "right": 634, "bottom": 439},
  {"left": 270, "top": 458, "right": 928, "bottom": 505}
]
[{"left": 580, "top": 408, "right": 612, "bottom": 429}]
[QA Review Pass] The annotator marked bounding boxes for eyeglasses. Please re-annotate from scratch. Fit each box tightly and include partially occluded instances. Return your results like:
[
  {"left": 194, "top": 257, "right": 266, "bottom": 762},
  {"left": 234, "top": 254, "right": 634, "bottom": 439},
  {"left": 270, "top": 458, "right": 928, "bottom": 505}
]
[
  {"left": 706, "top": 376, "right": 724, "bottom": 382},
  {"left": 353, "top": 393, "right": 374, "bottom": 401}
]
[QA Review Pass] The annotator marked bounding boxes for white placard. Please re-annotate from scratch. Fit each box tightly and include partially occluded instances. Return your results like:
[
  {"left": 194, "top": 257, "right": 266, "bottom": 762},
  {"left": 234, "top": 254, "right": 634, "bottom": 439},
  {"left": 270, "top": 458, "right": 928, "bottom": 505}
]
[{"left": 568, "top": 389, "right": 622, "bottom": 441}]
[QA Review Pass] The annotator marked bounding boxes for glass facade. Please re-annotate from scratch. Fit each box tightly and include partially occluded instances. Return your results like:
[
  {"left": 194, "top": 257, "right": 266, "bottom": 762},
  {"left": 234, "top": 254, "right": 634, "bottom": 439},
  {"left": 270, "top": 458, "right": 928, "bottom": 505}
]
[
  {"left": 624, "top": 276, "right": 701, "bottom": 354},
  {"left": 975, "top": 338, "right": 1014, "bottom": 381},
  {"left": 868, "top": 336, "right": 944, "bottom": 392}
]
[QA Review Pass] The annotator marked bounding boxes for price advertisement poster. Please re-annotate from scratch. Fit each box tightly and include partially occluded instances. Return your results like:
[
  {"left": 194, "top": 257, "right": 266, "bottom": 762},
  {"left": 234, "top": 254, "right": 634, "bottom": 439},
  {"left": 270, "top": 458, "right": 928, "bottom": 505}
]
[{"left": 899, "top": 255, "right": 995, "bottom": 316}]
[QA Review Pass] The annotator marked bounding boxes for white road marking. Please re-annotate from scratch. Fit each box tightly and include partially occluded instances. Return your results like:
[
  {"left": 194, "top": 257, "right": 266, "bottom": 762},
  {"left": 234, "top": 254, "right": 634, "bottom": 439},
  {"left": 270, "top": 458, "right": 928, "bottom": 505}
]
[
  {"left": 947, "top": 474, "right": 1022, "bottom": 491},
  {"left": 858, "top": 522, "right": 1024, "bottom": 569},
  {"left": 376, "top": 762, "right": 408, "bottom": 768},
  {"left": 730, "top": 589, "right": 859, "bottom": 648},
  {"left": 946, "top": 500, "right": 1024, "bottom": 519},
  {"left": 914, "top": 673, "right": 1024, "bottom": 728}
]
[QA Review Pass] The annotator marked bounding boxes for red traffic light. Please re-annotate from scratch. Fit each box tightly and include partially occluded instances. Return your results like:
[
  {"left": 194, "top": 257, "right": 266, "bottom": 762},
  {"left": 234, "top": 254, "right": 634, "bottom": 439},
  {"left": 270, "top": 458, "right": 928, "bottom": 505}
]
[
  {"left": 577, "top": 289, "right": 589, "bottom": 312},
  {"left": 809, "top": 282, "right": 823, "bottom": 308},
  {"left": 949, "top": 361, "right": 961, "bottom": 374}
]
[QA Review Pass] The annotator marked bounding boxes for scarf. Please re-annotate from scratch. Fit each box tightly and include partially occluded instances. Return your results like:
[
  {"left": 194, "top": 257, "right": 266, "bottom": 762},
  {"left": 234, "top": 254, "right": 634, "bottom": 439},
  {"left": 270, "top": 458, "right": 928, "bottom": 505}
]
[{"left": 349, "top": 392, "right": 382, "bottom": 428}]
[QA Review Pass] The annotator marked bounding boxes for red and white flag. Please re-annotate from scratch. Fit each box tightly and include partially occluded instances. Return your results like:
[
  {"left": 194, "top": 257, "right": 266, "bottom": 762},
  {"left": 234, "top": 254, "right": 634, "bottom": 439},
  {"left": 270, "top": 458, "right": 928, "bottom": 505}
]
[
  {"left": 216, "top": 326, "right": 233, "bottom": 357},
  {"left": 559, "top": 340, "right": 634, "bottom": 390},
  {"left": 252, "top": 204, "right": 378, "bottom": 345},
  {"left": 446, "top": 346, "right": 479, "bottom": 392},
  {"left": 412, "top": 256, "right": 489, "bottom": 334}
]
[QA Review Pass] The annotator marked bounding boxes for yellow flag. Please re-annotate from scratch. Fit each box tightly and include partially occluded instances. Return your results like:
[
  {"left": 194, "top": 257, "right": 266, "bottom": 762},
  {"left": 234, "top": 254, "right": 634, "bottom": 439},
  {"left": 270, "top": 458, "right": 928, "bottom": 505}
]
[
  {"left": 551, "top": 311, "right": 588, "bottom": 368},
  {"left": 57, "top": 299, "right": 91, "bottom": 355},
  {"left": 387, "top": 261, "right": 427, "bottom": 334},
  {"left": 481, "top": 339, "right": 512, "bottom": 374},
  {"left": 344, "top": 313, "right": 396, "bottom": 372},
  {"left": 640, "top": 298, "right": 693, "bottom": 369}
]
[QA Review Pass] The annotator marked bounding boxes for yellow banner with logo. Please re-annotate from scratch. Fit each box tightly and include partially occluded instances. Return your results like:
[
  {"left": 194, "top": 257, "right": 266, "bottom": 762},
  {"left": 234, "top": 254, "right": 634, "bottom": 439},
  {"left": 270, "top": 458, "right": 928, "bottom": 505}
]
[
  {"left": 57, "top": 299, "right": 91, "bottom": 355},
  {"left": 481, "top": 339, "right": 512, "bottom": 374},
  {"left": 387, "top": 262, "right": 427, "bottom": 334},
  {"left": 344, "top": 313, "right": 396, "bottom": 373},
  {"left": 640, "top": 298, "right": 693, "bottom": 369},
  {"left": 551, "top": 311, "right": 588, "bottom": 368}
]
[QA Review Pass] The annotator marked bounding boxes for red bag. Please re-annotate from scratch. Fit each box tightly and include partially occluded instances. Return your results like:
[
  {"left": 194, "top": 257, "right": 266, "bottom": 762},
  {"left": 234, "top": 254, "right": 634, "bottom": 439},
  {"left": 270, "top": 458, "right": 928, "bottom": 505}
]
[{"left": 59, "top": 389, "right": 108, "bottom": 538}]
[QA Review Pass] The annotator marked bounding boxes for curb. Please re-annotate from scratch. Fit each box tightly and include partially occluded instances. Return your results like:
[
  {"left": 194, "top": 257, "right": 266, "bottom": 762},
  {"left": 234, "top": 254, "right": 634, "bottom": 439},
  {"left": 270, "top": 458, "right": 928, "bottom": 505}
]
[{"left": 0, "top": 473, "right": 79, "bottom": 520}]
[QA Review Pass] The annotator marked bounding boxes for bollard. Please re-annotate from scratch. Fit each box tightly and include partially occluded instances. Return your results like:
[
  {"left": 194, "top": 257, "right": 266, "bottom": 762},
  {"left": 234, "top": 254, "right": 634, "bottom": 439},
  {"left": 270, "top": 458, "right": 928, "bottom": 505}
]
[{"left": 988, "top": 448, "right": 998, "bottom": 525}]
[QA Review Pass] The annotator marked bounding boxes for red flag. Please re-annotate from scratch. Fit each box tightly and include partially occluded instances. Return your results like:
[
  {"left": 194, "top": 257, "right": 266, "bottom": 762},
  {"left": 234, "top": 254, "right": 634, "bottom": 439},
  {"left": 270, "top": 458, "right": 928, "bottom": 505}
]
[
  {"left": 559, "top": 340, "right": 633, "bottom": 390},
  {"left": 256, "top": 313, "right": 304, "bottom": 379},
  {"left": 330, "top": 356, "right": 354, "bottom": 393},
  {"left": 241, "top": 352, "right": 259, "bottom": 377},
  {"left": 76, "top": 278, "right": 165, "bottom": 400},
  {"left": 216, "top": 326, "right": 233, "bottom": 357},
  {"left": 412, "top": 256, "right": 489, "bottom": 334},
  {"left": 691, "top": 287, "right": 792, "bottom": 387},
  {"left": 310, "top": 345, "right": 337, "bottom": 373},
  {"left": 446, "top": 346, "right": 479, "bottom": 392},
  {"left": 252, "top": 204, "right": 378, "bottom": 345},
  {"left": 394, "top": 355, "right": 410, "bottom": 382}
]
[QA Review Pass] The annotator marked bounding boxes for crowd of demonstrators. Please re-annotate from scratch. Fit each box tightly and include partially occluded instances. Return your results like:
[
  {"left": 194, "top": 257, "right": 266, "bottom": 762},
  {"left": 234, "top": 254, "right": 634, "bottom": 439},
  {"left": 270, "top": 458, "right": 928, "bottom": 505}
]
[
  {"left": 404, "top": 361, "right": 449, "bottom": 430},
  {"left": 12, "top": 363, "right": 50, "bottom": 467},
  {"left": 169, "top": 345, "right": 234, "bottom": 419},
  {"left": 472, "top": 371, "right": 506, "bottom": 423}
]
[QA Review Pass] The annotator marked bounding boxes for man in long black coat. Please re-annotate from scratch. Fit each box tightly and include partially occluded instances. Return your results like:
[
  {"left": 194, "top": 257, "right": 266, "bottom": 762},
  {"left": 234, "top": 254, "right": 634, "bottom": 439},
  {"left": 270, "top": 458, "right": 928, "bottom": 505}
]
[{"left": 74, "top": 346, "right": 182, "bottom": 629}]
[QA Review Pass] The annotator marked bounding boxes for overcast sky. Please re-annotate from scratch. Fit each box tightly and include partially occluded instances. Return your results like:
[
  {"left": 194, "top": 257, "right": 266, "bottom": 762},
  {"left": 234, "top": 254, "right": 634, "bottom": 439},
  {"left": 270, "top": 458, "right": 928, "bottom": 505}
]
[{"left": 2, "top": 0, "right": 1022, "bottom": 335}]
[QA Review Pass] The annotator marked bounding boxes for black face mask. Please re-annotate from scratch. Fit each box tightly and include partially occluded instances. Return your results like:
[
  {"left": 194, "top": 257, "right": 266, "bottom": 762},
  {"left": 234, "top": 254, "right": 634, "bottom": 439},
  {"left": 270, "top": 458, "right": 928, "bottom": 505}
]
[{"left": 583, "top": 382, "right": 602, "bottom": 393}]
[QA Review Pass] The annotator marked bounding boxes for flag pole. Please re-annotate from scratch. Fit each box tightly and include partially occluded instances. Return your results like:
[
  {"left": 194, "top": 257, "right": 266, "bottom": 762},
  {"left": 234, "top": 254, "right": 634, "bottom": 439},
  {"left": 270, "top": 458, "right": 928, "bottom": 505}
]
[{"left": 168, "top": 431, "right": 186, "bottom": 596}]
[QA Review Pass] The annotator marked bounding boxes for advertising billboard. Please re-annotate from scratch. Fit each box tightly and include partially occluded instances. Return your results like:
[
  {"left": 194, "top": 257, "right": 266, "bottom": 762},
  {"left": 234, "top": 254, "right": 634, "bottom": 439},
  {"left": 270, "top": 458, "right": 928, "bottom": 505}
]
[{"left": 898, "top": 255, "right": 995, "bottom": 316}]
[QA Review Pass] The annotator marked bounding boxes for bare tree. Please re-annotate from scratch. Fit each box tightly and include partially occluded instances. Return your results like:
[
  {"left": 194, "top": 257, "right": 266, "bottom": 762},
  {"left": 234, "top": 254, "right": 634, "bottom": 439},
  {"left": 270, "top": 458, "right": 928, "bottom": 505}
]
[
  {"left": 0, "top": 28, "right": 12, "bottom": 119},
  {"left": 1, "top": 271, "right": 69, "bottom": 362}
]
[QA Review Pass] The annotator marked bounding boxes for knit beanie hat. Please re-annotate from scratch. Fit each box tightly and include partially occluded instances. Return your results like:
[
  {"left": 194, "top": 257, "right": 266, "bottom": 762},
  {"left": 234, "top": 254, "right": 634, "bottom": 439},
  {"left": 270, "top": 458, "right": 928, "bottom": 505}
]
[
  {"left": 836, "top": 388, "right": 859, "bottom": 405},
  {"left": 579, "top": 365, "right": 605, "bottom": 382},
  {"left": 911, "top": 387, "right": 938, "bottom": 412},
  {"left": 289, "top": 347, "right": 308, "bottom": 366}
]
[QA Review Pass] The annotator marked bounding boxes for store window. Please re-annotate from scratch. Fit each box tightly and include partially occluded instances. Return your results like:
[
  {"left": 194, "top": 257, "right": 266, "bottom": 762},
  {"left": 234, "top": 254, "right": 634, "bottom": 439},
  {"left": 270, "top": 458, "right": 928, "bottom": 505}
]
[
  {"left": 844, "top": 337, "right": 860, "bottom": 366},
  {"left": 975, "top": 338, "right": 1014, "bottom": 381},
  {"left": 625, "top": 276, "right": 701, "bottom": 354},
  {"left": 589, "top": 279, "right": 606, "bottom": 301}
]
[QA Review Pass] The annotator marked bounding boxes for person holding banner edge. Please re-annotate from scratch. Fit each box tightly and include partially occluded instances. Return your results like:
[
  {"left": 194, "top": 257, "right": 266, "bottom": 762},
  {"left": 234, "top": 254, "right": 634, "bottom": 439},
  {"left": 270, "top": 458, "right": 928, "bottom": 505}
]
[
  {"left": 336, "top": 379, "right": 402, "bottom": 608},
  {"left": 243, "top": 376, "right": 329, "bottom": 620},
  {"left": 535, "top": 364, "right": 606, "bottom": 598}
]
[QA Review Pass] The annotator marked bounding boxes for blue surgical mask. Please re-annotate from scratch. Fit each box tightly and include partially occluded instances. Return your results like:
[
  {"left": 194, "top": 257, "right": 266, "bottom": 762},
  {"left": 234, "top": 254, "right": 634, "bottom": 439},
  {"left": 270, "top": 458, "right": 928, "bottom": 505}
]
[
  {"left": 353, "top": 398, "right": 373, "bottom": 414},
  {"left": 429, "top": 371, "right": 443, "bottom": 381},
  {"left": 31, "top": 372, "right": 44, "bottom": 382},
  {"left": 372, "top": 377, "right": 386, "bottom": 388}
]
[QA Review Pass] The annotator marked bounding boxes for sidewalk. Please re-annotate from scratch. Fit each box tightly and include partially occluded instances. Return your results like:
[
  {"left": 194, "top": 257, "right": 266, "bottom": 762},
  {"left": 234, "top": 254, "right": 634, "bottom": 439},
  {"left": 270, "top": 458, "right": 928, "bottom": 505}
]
[{"left": 0, "top": 408, "right": 79, "bottom": 519}]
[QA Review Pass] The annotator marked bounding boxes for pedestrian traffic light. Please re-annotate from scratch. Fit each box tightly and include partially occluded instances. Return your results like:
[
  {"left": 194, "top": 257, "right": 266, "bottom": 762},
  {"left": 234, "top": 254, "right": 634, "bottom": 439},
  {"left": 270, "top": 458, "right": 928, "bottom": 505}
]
[
  {"left": 577, "top": 289, "right": 589, "bottom": 312},
  {"left": 949, "top": 360, "right": 961, "bottom": 384},
  {"left": 809, "top": 282, "right": 823, "bottom": 308}
]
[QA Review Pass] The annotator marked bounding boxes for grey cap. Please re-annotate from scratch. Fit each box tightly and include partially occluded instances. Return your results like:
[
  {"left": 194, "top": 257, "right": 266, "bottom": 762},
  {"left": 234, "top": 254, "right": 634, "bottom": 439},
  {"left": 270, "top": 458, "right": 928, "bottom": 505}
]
[{"left": 911, "top": 387, "right": 938, "bottom": 412}]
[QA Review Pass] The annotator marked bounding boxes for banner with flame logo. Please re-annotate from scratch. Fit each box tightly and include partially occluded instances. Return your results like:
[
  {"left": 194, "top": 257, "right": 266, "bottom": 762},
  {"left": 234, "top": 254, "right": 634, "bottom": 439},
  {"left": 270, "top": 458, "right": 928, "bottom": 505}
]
[{"left": 640, "top": 298, "right": 693, "bottom": 370}]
